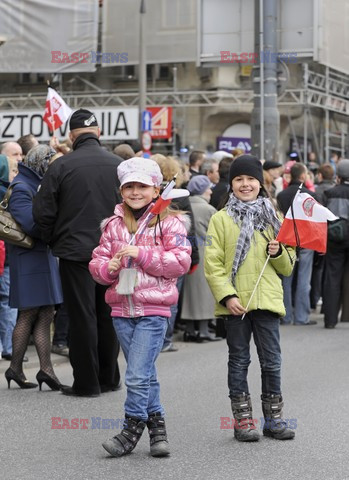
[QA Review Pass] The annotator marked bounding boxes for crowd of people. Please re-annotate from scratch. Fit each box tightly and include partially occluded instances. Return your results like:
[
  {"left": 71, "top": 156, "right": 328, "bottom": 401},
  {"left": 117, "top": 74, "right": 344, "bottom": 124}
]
[{"left": 0, "top": 108, "right": 348, "bottom": 456}]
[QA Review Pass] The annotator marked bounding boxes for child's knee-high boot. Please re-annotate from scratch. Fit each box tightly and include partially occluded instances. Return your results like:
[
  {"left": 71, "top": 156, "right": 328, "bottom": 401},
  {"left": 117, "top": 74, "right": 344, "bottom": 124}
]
[
  {"left": 231, "top": 393, "right": 260, "bottom": 442},
  {"left": 147, "top": 412, "right": 170, "bottom": 457},
  {"left": 102, "top": 415, "right": 147, "bottom": 457},
  {"left": 261, "top": 394, "right": 295, "bottom": 440}
]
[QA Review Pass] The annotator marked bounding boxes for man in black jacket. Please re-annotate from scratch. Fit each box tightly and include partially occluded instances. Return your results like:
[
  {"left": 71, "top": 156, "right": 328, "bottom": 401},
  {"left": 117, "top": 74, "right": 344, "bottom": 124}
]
[
  {"left": 322, "top": 160, "right": 349, "bottom": 328},
  {"left": 33, "top": 109, "right": 122, "bottom": 397},
  {"left": 277, "top": 163, "right": 317, "bottom": 326}
]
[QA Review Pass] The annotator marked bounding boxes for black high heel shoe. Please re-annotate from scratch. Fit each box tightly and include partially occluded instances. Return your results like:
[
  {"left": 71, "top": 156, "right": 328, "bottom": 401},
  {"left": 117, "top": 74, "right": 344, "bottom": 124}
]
[
  {"left": 5, "top": 368, "right": 38, "bottom": 389},
  {"left": 36, "top": 370, "right": 67, "bottom": 391}
]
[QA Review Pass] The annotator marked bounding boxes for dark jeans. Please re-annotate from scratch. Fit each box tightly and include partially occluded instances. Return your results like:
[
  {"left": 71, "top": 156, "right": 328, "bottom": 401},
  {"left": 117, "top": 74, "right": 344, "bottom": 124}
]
[{"left": 224, "top": 310, "right": 281, "bottom": 398}]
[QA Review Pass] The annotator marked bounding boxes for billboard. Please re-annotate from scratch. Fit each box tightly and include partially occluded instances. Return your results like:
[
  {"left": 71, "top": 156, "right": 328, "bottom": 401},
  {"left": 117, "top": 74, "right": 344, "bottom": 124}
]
[
  {"left": 147, "top": 107, "right": 173, "bottom": 139},
  {"left": 0, "top": 107, "right": 138, "bottom": 142}
]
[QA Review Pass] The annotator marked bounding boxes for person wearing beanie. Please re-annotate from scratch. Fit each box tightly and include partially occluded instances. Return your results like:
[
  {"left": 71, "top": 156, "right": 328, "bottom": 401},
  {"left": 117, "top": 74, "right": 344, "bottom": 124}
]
[
  {"left": 187, "top": 174, "right": 211, "bottom": 196},
  {"left": 204, "top": 154, "right": 296, "bottom": 442},
  {"left": 89, "top": 158, "right": 191, "bottom": 458},
  {"left": 33, "top": 108, "right": 123, "bottom": 398},
  {"left": 322, "top": 159, "right": 349, "bottom": 328},
  {"left": 181, "top": 176, "right": 221, "bottom": 342}
]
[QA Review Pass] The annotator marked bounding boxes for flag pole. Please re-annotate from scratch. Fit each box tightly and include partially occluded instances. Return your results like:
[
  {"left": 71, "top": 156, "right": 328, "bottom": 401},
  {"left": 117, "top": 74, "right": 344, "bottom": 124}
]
[
  {"left": 241, "top": 254, "right": 270, "bottom": 320},
  {"left": 46, "top": 80, "right": 56, "bottom": 133},
  {"left": 289, "top": 182, "right": 303, "bottom": 251}
]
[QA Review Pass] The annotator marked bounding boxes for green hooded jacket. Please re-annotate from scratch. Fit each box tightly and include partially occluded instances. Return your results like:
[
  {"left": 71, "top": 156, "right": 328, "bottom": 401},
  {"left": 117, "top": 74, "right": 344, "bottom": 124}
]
[{"left": 204, "top": 208, "right": 296, "bottom": 317}]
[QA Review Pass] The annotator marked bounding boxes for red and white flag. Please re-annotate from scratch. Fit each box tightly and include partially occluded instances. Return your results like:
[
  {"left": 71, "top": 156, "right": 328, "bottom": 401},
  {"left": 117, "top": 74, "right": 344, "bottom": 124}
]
[
  {"left": 276, "top": 191, "right": 337, "bottom": 253},
  {"left": 43, "top": 87, "right": 72, "bottom": 132}
]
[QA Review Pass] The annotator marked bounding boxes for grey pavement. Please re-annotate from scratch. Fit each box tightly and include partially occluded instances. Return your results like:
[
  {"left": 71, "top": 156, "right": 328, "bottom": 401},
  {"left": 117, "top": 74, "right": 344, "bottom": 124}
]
[{"left": 0, "top": 311, "right": 348, "bottom": 480}]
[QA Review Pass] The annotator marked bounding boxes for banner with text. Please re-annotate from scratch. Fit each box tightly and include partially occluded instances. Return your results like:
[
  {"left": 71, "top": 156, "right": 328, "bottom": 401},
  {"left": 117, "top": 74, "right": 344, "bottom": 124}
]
[{"left": 0, "top": 107, "right": 139, "bottom": 142}]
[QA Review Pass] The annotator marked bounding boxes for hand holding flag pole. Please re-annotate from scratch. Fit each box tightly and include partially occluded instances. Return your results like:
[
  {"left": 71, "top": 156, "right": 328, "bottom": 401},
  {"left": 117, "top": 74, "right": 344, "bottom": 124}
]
[
  {"left": 128, "top": 174, "right": 189, "bottom": 246},
  {"left": 241, "top": 254, "right": 270, "bottom": 320},
  {"left": 116, "top": 175, "right": 189, "bottom": 294},
  {"left": 241, "top": 182, "right": 338, "bottom": 319}
]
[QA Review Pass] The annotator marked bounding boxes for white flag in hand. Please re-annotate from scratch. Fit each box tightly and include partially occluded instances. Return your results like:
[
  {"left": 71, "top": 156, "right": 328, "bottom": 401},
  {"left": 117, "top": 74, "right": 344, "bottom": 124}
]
[{"left": 43, "top": 87, "right": 72, "bottom": 132}]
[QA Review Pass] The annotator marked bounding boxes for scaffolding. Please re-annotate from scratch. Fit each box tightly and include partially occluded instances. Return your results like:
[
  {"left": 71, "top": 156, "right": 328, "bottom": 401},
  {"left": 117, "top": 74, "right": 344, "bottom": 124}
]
[{"left": 0, "top": 66, "right": 348, "bottom": 159}]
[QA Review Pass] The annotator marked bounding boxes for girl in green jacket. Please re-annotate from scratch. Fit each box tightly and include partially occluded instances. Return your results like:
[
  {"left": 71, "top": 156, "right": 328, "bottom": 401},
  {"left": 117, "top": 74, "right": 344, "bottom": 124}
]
[{"left": 204, "top": 155, "right": 295, "bottom": 442}]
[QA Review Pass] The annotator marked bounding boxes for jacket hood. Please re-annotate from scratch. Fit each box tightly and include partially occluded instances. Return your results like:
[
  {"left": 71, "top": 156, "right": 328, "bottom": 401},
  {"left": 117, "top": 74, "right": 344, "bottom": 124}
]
[{"left": 0, "top": 154, "right": 9, "bottom": 183}]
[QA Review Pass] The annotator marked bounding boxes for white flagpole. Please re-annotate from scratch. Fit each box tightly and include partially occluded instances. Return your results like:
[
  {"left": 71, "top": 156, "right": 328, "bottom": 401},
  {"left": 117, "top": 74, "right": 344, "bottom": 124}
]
[
  {"left": 47, "top": 82, "right": 56, "bottom": 133},
  {"left": 241, "top": 254, "right": 270, "bottom": 320}
]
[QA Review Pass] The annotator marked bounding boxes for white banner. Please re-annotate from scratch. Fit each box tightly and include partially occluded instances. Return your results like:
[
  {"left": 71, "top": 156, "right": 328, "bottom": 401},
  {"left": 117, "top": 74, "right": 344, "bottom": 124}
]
[
  {"left": 0, "top": 0, "right": 98, "bottom": 73},
  {"left": 0, "top": 107, "right": 139, "bottom": 142}
]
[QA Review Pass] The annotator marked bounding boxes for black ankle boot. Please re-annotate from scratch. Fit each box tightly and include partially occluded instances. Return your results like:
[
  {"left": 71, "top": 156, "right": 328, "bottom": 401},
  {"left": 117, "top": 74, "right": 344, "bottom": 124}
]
[
  {"left": 261, "top": 394, "right": 295, "bottom": 440},
  {"left": 102, "top": 415, "right": 146, "bottom": 457},
  {"left": 147, "top": 412, "right": 170, "bottom": 457},
  {"left": 231, "top": 393, "right": 260, "bottom": 442}
]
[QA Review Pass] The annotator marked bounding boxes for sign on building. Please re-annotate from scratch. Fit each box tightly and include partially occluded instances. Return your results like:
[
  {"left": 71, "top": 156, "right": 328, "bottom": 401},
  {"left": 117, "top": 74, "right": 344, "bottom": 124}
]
[
  {"left": 0, "top": 107, "right": 139, "bottom": 142},
  {"left": 147, "top": 107, "right": 172, "bottom": 139},
  {"left": 217, "top": 136, "right": 251, "bottom": 153}
]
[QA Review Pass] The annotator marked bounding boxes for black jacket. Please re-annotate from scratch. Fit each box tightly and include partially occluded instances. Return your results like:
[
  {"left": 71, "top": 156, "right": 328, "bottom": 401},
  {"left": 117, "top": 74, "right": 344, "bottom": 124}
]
[
  {"left": 33, "top": 133, "right": 122, "bottom": 261},
  {"left": 277, "top": 181, "right": 317, "bottom": 216},
  {"left": 210, "top": 179, "right": 229, "bottom": 210},
  {"left": 172, "top": 195, "right": 199, "bottom": 267},
  {"left": 324, "top": 183, "right": 349, "bottom": 219}
]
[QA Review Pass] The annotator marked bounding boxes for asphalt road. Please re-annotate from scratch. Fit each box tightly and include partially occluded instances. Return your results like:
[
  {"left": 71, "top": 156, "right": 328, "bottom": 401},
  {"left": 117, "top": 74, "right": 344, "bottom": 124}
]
[{"left": 0, "top": 312, "right": 348, "bottom": 480}]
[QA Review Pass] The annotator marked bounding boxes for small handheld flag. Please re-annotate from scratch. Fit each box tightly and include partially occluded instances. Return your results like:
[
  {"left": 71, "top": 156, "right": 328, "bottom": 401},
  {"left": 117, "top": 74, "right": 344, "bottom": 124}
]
[
  {"left": 43, "top": 87, "right": 72, "bottom": 133},
  {"left": 276, "top": 191, "right": 337, "bottom": 253},
  {"left": 129, "top": 175, "right": 189, "bottom": 245}
]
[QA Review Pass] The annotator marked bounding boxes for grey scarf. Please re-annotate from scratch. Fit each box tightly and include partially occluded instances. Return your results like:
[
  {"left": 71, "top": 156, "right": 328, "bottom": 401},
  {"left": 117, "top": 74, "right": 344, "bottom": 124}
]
[{"left": 226, "top": 193, "right": 281, "bottom": 284}]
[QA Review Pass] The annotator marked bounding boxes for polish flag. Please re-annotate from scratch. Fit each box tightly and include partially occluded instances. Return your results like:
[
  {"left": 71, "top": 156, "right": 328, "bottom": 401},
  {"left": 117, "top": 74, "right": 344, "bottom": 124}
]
[
  {"left": 150, "top": 175, "right": 189, "bottom": 215},
  {"left": 276, "top": 192, "right": 337, "bottom": 253},
  {"left": 43, "top": 87, "right": 72, "bottom": 132}
]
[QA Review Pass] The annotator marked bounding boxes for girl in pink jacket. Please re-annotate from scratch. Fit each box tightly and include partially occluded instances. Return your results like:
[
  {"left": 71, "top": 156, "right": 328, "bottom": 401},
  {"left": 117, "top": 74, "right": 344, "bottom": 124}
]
[{"left": 89, "top": 158, "right": 191, "bottom": 459}]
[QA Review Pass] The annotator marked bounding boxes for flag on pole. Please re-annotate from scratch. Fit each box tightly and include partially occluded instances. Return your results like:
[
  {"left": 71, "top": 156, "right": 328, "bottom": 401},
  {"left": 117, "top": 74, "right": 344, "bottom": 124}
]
[
  {"left": 129, "top": 175, "right": 189, "bottom": 245},
  {"left": 276, "top": 191, "right": 338, "bottom": 253},
  {"left": 43, "top": 87, "right": 72, "bottom": 132}
]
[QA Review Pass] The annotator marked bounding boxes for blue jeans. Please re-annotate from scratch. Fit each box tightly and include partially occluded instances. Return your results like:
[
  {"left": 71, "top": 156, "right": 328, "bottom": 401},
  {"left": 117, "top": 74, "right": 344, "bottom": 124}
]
[
  {"left": 282, "top": 248, "right": 314, "bottom": 324},
  {"left": 224, "top": 310, "right": 281, "bottom": 397},
  {"left": 163, "top": 275, "right": 184, "bottom": 349},
  {"left": 113, "top": 315, "right": 168, "bottom": 421},
  {"left": 0, "top": 266, "right": 18, "bottom": 355}
]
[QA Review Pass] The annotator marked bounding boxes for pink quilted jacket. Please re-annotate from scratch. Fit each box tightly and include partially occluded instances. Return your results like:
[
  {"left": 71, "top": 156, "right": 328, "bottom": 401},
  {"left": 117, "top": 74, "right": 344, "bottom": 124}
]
[{"left": 89, "top": 204, "right": 192, "bottom": 318}]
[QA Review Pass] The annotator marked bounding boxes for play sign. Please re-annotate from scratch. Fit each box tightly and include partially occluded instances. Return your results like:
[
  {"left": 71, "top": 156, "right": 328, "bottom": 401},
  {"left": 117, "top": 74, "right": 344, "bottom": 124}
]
[{"left": 146, "top": 107, "right": 172, "bottom": 139}]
